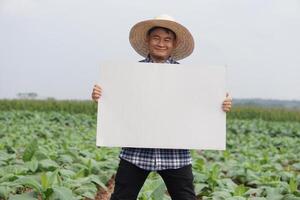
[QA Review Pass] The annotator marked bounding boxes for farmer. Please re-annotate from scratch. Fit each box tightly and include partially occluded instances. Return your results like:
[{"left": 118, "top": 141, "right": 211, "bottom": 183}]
[{"left": 92, "top": 15, "right": 232, "bottom": 200}]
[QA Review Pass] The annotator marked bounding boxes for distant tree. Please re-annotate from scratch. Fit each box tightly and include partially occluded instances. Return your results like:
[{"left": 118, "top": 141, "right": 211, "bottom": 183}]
[{"left": 17, "top": 92, "right": 38, "bottom": 99}]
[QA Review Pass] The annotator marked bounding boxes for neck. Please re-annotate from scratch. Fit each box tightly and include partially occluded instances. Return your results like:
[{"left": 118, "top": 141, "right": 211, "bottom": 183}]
[{"left": 149, "top": 55, "right": 169, "bottom": 63}]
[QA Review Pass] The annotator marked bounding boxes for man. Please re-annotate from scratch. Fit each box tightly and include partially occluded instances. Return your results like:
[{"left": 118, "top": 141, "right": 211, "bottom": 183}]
[{"left": 92, "top": 14, "right": 232, "bottom": 200}]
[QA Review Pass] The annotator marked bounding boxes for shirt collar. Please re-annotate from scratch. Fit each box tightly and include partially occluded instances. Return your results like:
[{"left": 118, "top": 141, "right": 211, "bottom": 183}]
[{"left": 143, "top": 54, "right": 179, "bottom": 64}]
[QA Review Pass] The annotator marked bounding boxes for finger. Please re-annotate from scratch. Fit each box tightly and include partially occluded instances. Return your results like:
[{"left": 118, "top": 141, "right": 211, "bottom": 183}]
[
  {"left": 93, "top": 88, "right": 102, "bottom": 93},
  {"left": 222, "top": 105, "right": 231, "bottom": 109},
  {"left": 224, "top": 98, "right": 232, "bottom": 104},
  {"left": 92, "top": 94, "right": 101, "bottom": 99},
  {"left": 94, "top": 84, "right": 102, "bottom": 90},
  {"left": 94, "top": 87, "right": 102, "bottom": 92},
  {"left": 93, "top": 87, "right": 102, "bottom": 92},
  {"left": 92, "top": 91, "right": 101, "bottom": 97},
  {"left": 223, "top": 99, "right": 232, "bottom": 103},
  {"left": 92, "top": 93, "right": 101, "bottom": 99},
  {"left": 93, "top": 91, "right": 102, "bottom": 95}
]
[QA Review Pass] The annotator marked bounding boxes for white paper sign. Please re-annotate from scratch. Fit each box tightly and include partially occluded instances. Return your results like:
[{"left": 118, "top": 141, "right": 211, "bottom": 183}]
[{"left": 96, "top": 62, "right": 226, "bottom": 150}]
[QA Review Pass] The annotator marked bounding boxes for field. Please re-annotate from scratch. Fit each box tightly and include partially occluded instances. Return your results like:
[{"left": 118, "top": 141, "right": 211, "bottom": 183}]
[{"left": 0, "top": 100, "right": 300, "bottom": 200}]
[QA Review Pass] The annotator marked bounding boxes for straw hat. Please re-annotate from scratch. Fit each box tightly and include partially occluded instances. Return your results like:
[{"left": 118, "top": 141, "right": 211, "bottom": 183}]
[{"left": 129, "top": 14, "right": 194, "bottom": 61}]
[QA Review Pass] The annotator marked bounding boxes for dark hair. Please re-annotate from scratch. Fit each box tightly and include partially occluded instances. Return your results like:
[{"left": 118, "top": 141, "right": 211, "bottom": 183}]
[{"left": 147, "top": 26, "right": 177, "bottom": 40}]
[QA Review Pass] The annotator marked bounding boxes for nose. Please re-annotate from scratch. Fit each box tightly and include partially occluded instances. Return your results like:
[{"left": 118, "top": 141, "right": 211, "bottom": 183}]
[{"left": 157, "top": 39, "right": 165, "bottom": 47}]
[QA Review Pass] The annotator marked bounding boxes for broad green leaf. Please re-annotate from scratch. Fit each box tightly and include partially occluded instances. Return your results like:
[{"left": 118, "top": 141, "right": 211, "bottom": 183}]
[
  {"left": 194, "top": 158, "right": 205, "bottom": 171},
  {"left": 16, "top": 176, "right": 42, "bottom": 193},
  {"left": 194, "top": 183, "right": 208, "bottom": 195},
  {"left": 73, "top": 168, "right": 86, "bottom": 179},
  {"left": 0, "top": 161, "right": 6, "bottom": 166},
  {"left": 226, "top": 197, "right": 246, "bottom": 200},
  {"left": 39, "top": 159, "right": 59, "bottom": 171},
  {"left": 11, "top": 164, "right": 29, "bottom": 175},
  {"left": 22, "top": 139, "right": 38, "bottom": 162},
  {"left": 25, "top": 158, "right": 39, "bottom": 172},
  {"left": 33, "top": 151, "right": 49, "bottom": 161},
  {"left": 59, "top": 169, "right": 76, "bottom": 178},
  {"left": 216, "top": 178, "right": 237, "bottom": 191},
  {"left": 234, "top": 185, "right": 248, "bottom": 196},
  {"left": 49, "top": 186, "right": 75, "bottom": 200},
  {"left": 0, "top": 152, "right": 15, "bottom": 162},
  {"left": 89, "top": 175, "right": 107, "bottom": 190},
  {"left": 81, "top": 191, "right": 95, "bottom": 199},
  {"left": 74, "top": 184, "right": 97, "bottom": 198},
  {"left": 265, "top": 187, "right": 283, "bottom": 200},
  {"left": 282, "top": 194, "right": 300, "bottom": 200},
  {"left": 57, "top": 154, "right": 73, "bottom": 164},
  {"left": 292, "top": 163, "right": 300, "bottom": 170},
  {"left": 48, "top": 169, "right": 60, "bottom": 187},
  {"left": 41, "top": 170, "right": 60, "bottom": 190},
  {"left": 150, "top": 180, "right": 166, "bottom": 200},
  {"left": 211, "top": 191, "right": 232, "bottom": 199},
  {"left": 289, "top": 176, "right": 298, "bottom": 193},
  {"left": 0, "top": 174, "right": 19, "bottom": 183},
  {"left": 210, "top": 164, "right": 221, "bottom": 181},
  {"left": 0, "top": 186, "right": 10, "bottom": 199}
]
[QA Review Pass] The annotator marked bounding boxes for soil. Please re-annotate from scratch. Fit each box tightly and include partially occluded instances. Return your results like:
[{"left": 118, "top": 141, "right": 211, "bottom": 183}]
[{"left": 93, "top": 175, "right": 115, "bottom": 200}]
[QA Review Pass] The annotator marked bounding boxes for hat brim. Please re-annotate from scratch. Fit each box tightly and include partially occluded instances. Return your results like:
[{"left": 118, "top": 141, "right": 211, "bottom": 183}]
[{"left": 129, "top": 19, "right": 194, "bottom": 61}]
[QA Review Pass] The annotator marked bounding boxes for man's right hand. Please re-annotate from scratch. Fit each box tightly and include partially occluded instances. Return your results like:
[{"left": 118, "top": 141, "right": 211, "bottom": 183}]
[{"left": 91, "top": 84, "right": 102, "bottom": 102}]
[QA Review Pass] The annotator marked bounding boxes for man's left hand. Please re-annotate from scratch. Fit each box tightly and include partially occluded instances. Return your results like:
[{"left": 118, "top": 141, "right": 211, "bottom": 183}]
[{"left": 222, "top": 93, "right": 232, "bottom": 112}]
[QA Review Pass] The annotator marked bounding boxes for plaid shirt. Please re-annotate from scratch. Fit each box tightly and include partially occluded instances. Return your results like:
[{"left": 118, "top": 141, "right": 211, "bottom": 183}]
[{"left": 119, "top": 55, "right": 192, "bottom": 171}]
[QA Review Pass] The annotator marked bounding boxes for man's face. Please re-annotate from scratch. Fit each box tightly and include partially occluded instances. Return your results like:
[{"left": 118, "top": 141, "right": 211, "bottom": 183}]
[{"left": 146, "top": 28, "right": 176, "bottom": 61}]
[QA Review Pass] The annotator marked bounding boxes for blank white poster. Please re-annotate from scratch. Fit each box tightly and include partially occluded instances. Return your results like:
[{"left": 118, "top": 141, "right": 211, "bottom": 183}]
[{"left": 96, "top": 62, "right": 226, "bottom": 150}]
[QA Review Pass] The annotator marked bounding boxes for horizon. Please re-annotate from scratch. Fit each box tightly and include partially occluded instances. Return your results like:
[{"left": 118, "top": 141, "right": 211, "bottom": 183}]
[{"left": 2, "top": 97, "right": 300, "bottom": 102}]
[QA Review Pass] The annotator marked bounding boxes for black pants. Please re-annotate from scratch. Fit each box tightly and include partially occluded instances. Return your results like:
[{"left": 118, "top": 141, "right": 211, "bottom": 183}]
[{"left": 110, "top": 159, "right": 196, "bottom": 200}]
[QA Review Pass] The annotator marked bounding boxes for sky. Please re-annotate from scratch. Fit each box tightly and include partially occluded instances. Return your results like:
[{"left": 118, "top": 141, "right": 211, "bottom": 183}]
[{"left": 0, "top": 0, "right": 300, "bottom": 100}]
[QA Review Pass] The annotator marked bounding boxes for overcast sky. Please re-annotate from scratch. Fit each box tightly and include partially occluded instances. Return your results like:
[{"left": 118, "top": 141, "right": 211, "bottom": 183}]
[{"left": 1, "top": 0, "right": 300, "bottom": 100}]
